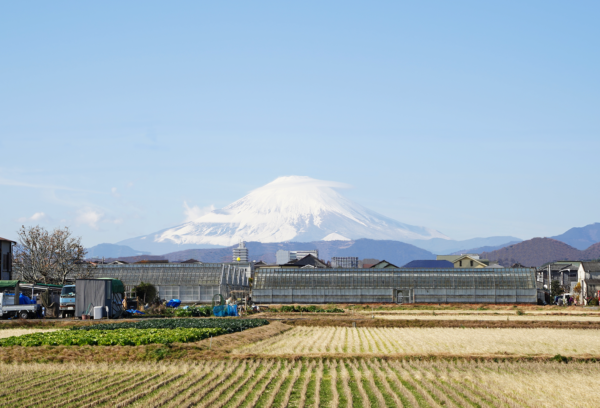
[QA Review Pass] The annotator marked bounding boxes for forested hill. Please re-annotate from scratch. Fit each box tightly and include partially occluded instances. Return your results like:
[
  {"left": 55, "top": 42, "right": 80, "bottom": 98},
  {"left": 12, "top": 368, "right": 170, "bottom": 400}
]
[{"left": 481, "top": 238, "right": 600, "bottom": 267}]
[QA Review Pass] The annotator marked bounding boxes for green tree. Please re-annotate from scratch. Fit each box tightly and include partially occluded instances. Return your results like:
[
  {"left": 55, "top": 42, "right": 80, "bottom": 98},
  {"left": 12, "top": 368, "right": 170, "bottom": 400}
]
[
  {"left": 135, "top": 282, "right": 157, "bottom": 303},
  {"left": 550, "top": 279, "right": 564, "bottom": 298}
]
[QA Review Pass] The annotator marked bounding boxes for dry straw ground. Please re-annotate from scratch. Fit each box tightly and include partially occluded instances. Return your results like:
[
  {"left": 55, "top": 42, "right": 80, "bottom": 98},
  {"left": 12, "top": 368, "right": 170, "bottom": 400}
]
[
  {"left": 235, "top": 326, "right": 600, "bottom": 357},
  {"left": 0, "top": 329, "right": 57, "bottom": 339},
  {"left": 371, "top": 313, "right": 600, "bottom": 322},
  {"left": 0, "top": 359, "right": 598, "bottom": 408}
]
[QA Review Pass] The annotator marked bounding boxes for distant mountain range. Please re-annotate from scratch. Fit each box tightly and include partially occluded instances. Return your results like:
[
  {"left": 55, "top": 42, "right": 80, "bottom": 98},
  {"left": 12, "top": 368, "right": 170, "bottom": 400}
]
[
  {"left": 481, "top": 238, "right": 600, "bottom": 267},
  {"left": 450, "top": 241, "right": 522, "bottom": 256},
  {"left": 408, "top": 237, "right": 522, "bottom": 254},
  {"left": 162, "top": 239, "right": 435, "bottom": 267},
  {"left": 551, "top": 223, "right": 600, "bottom": 250},
  {"left": 85, "top": 243, "right": 149, "bottom": 258}
]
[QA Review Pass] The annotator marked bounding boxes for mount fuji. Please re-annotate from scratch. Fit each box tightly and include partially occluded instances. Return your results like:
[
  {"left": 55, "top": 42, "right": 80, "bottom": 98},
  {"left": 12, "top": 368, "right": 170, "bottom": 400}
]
[{"left": 118, "top": 176, "right": 449, "bottom": 253}]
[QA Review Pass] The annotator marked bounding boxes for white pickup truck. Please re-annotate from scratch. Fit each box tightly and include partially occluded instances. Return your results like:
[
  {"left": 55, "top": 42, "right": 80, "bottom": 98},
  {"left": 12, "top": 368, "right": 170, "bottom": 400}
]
[{"left": 0, "top": 292, "right": 41, "bottom": 319}]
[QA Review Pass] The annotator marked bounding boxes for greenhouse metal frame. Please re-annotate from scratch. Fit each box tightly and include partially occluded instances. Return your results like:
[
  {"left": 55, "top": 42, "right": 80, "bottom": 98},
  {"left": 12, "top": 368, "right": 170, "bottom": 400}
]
[
  {"left": 252, "top": 268, "right": 537, "bottom": 303},
  {"left": 88, "top": 263, "right": 249, "bottom": 303}
]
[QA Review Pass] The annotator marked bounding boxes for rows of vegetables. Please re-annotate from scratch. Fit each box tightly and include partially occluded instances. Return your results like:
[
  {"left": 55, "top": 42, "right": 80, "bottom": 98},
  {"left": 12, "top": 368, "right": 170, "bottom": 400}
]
[
  {"left": 0, "top": 327, "right": 226, "bottom": 346},
  {"left": 272, "top": 305, "right": 345, "bottom": 313},
  {"left": 72, "top": 318, "right": 269, "bottom": 333},
  {"left": 0, "top": 318, "right": 269, "bottom": 347}
]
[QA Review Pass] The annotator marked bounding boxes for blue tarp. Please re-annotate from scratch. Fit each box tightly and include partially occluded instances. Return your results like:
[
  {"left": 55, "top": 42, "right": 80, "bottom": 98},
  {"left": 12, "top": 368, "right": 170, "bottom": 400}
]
[
  {"left": 19, "top": 294, "right": 34, "bottom": 305},
  {"left": 166, "top": 299, "right": 181, "bottom": 308},
  {"left": 213, "top": 304, "right": 238, "bottom": 317},
  {"left": 227, "top": 304, "right": 238, "bottom": 317},
  {"left": 126, "top": 309, "right": 145, "bottom": 314}
]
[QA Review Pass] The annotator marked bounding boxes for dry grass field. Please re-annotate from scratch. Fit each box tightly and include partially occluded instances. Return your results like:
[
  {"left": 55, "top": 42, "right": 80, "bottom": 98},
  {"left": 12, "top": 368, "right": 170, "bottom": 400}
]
[
  {"left": 371, "top": 313, "right": 600, "bottom": 322},
  {"left": 0, "top": 359, "right": 598, "bottom": 408},
  {"left": 235, "top": 326, "right": 600, "bottom": 357},
  {"left": 2, "top": 307, "right": 600, "bottom": 408},
  {"left": 0, "top": 329, "right": 57, "bottom": 339}
]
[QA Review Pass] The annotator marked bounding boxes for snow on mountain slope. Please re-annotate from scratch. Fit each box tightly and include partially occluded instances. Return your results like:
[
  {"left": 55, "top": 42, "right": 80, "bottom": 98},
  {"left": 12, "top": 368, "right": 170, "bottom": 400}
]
[{"left": 121, "top": 176, "right": 449, "bottom": 249}]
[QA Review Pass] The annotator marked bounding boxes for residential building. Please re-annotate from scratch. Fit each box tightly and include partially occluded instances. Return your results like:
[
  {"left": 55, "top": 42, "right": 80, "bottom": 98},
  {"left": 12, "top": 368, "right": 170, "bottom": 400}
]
[
  {"left": 331, "top": 257, "right": 359, "bottom": 268},
  {"left": 0, "top": 237, "right": 16, "bottom": 280},
  {"left": 370, "top": 260, "right": 399, "bottom": 269},
  {"left": 361, "top": 258, "right": 380, "bottom": 268},
  {"left": 577, "top": 262, "right": 600, "bottom": 304},
  {"left": 233, "top": 241, "right": 249, "bottom": 262},
  {"left": 538, "top": 261, "right": 581, "bottom": 292},
  {"left": 437, "top": 254, "right": 489, "bottom": 268},
  {"left": 402, "top": 260, "right": 454, "bottom": 268},
  {"left": 283, "top": 254, "right": 328, "bottom": 269},
  {"left": 275, "top": 249, "right": 319, "bottom": 265}
]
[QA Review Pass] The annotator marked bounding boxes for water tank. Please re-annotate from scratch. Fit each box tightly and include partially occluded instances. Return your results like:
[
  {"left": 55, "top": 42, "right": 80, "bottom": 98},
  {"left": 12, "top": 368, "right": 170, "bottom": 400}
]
[{"left": 93, "top": 306, "right": 105, "bottom": 320}]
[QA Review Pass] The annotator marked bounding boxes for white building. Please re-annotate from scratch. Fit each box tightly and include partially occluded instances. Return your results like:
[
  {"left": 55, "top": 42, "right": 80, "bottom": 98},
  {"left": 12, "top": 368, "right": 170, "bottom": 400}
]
[
  {"left": 233, "top": 241, "right": 249, "bottom": 262},
  {"left": 331, "top": 257, "right": 359, "bottom": 268}
]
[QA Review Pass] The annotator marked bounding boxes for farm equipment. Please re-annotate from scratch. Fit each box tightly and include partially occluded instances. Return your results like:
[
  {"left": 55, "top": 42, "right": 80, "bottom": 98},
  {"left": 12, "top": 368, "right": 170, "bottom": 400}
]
[
  {"left": 0, "top": 281, "right": 41, "bottom": 319},
  {"left": 60, "top": 284, "right": 76, "bottom": 318}
]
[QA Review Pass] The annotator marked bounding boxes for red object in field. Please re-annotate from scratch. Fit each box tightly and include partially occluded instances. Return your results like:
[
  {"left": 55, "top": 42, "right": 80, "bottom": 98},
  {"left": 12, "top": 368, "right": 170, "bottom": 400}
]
[{"left": 81, "top": 314, "right": 90, "bottom": 320}]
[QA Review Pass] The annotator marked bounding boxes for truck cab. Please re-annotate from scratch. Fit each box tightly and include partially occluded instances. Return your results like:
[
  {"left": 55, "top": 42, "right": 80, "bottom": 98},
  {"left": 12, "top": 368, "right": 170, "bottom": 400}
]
[{"left": 59, "top": 285, "right": 76, "bottom": 318}]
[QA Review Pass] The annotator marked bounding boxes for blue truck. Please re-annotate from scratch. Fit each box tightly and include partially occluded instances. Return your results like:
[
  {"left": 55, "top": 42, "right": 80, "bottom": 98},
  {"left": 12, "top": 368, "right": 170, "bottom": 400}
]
[{"left": 59, "top": 284, "right": 76, "bottom": 318}]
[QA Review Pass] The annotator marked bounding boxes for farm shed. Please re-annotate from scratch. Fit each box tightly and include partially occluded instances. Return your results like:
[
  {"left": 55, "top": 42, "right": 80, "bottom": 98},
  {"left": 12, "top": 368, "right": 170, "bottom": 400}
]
[
  {"left": 89, "top": 263, "right": 249, "bottom": 303},
  {"left": 252, "top": 268, "right": 537, "bottom": 304}
]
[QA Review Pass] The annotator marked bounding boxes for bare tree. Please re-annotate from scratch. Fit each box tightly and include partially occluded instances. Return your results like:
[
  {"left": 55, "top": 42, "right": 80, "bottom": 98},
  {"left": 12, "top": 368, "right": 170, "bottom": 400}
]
[{"left": 13, "top": 225, "right": 88, "bottom": 285}]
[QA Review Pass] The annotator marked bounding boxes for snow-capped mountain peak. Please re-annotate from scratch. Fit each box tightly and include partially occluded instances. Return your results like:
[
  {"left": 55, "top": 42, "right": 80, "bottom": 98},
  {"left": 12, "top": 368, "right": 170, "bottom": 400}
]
[{"left": 122, "top": 176, "right": 449, "bottom": 248}]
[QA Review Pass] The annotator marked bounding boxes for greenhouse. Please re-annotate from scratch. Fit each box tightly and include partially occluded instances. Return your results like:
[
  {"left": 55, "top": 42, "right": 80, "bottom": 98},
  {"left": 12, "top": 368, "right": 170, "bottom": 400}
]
[
  {"left": 252, "top": 268, "right": 537, "bottom": 304},
  {"left": 89, "top": 263, "right": 249, "bottom": 303}
]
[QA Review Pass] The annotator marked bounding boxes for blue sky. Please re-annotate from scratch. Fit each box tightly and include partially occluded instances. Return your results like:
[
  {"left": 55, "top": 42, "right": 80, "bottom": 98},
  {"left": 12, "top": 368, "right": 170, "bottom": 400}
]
[{"left": 1, "top": 1, "right": 598, "bottom": 247}]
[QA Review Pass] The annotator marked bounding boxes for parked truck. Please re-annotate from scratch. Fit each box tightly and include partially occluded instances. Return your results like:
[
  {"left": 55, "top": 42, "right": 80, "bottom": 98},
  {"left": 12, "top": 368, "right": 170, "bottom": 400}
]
[
  {"left": 59, "top": 284, "right": 76, "bottom": 318},
  {"left": 0, "top": 292, "right": 41, "bottom": 319}
]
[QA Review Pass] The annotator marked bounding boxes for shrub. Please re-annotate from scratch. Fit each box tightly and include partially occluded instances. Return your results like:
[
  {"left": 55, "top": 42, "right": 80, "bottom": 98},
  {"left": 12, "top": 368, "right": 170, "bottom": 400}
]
[
  {"left": 173, "top": 306, "right": 213, "bottom": 318},
  {"left": 588, "top": 298, "right": 599, "bottom": 306},
  {"left": 134, "top": 282, "right": 157, "bottom": 304},
  {"left": 272, "top": 306, "right": 344, "bottom": 313}
]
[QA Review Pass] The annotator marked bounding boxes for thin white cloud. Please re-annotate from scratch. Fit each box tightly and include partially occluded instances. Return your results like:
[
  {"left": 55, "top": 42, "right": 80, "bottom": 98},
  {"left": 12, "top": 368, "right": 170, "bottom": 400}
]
[
  {"left": 76, "top": 208, "right": 104, "bottom": 229},
  {"left": 111, "top": 187, "right": 121, "bottom": 198},
  {"left": 0, "top": 177, "right": 105, "bottom": 194},
  {"left": 256, "top": 176, "right": 353, "bottom": 192},
  {"left": 183, "top": 201, "right": 215, "bottom": 222},
  {"left": 17, "top": 212, "right": 48, "bottom": 222}
]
